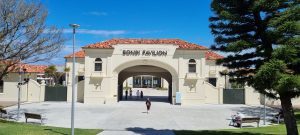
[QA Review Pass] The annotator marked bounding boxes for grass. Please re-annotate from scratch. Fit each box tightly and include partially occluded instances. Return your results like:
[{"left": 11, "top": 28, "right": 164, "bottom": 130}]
[
  {"left": 0, "top": 119, "right": 102, "bottom": 135},
  {"left": 175, "top": 111, "right": 300, "bottom": 135}
]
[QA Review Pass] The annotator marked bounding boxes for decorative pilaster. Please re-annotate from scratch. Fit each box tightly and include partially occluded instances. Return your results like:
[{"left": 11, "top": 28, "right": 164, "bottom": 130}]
[
  {"left": 40, "top": 80, "right": 46, "bottom": 102},
  {"left": 218, "top": 83, "right": 224, "bottom": 104}
]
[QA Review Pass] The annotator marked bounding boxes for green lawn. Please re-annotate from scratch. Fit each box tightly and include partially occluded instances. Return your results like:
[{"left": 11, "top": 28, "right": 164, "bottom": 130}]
[
  {"left": 0, "top": 119, "right": 102, "bottom": 135},
  {"left": 175, "top": 111, "right": 300, "bottom": 135}
]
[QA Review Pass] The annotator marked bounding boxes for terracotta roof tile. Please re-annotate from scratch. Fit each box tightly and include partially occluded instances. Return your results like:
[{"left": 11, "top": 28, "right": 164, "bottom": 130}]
[
  {"left": 21, "top": 65, "right": 48, "bottom": 73},
  {"left": 9, "top": 64, "right": 48, "bottom": 73},
  {"left": 205, "top": 51, "right": 224, "bottom": 60},
  {"left": 64, "top": 50, "right": 85, "bottom": 58},
  {"left": 1, "top": 60, "right": 48, "bottom": 73},
  {"left": 82, "top": 38, "right": 208, "bottom": 50}
]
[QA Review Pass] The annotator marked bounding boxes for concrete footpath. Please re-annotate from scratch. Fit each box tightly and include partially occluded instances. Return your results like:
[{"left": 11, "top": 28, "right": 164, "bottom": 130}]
[
  {"left": 5, "top": 89, "right": 277, "bottom": 135},
  {"left": 5, "top": 101, "right": 276, "bottom": 135}
]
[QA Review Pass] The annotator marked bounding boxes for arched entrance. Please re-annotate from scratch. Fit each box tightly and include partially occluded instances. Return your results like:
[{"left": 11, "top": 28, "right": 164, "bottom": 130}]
[
  {"left": 113, "top": 59, "right": 178, "bottom": 104},
  {"left": 118, "top": 65, "right": 172, "bottom": 102}
]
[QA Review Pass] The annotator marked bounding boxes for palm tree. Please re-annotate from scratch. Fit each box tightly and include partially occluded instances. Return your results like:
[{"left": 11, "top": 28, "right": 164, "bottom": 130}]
[
  {"left": 220, "top": 70, "right": 229, "bottom": 89},
  {"left": 64, "top": 67, "right": 70, "bottom": 85}
]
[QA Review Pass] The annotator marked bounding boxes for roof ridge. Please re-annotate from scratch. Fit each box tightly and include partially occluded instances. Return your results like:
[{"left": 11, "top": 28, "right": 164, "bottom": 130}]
[{"left": 82, "top": 38, "right": 208, "bottom": 50}]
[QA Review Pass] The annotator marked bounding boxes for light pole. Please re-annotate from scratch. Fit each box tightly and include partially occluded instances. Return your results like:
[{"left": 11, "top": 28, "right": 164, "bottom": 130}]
[
  {"left": 17, "top": 62, "right": 22, "bottom": 121},
  {"left": 17, "top": 65, "right": 27, "bottom": 121},
  {"left": 69, "top": 23, "right": 79, "bottom": 135},
  {"left": 264, "top": 94, "right": 266, "bottom": 125}
]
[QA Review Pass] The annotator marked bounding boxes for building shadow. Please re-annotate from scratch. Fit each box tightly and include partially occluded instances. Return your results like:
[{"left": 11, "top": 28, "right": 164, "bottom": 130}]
[
  {"left": 125, "top": 127, "right": 175, "bottom": 135},
  {"left": 228, "top": 105, "right": 283, "bottom": 127},
  {"left": 231, "top": 106, "right": 278, "bottom": 119},
  {"left": 174, "top": 130, "right": 261, "bottom": 135},
  {"left": 120, "top": 95, "right": 169, "bottom": 103}
]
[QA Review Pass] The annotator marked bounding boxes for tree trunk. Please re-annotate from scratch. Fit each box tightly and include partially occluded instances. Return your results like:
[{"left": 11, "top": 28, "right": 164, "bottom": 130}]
[{"left": 280, "top": 96, "right": 299, "bottom": 135}]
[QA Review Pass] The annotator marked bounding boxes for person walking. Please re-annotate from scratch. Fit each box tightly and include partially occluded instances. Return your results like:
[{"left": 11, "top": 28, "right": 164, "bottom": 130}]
[
  {"left": 129, "top": 88, "right": 132, "bottom": 99},
  {"left": 136, "top": 90, "right": 140, "bottom": 99},
  {"left": 140, "top": 90, "right": 143, "bottom": 98},
  {"left": 146, "top": 98, "right": 151, "bottom": 114},
  {"left": 125, "top": 90, "right": 128, "bottom": 100}
]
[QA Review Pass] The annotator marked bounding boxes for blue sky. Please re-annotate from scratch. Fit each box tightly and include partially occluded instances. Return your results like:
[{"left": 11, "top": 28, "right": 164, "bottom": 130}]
[{"left": 41, "top": 0, "right": 214, "bottom": 65}]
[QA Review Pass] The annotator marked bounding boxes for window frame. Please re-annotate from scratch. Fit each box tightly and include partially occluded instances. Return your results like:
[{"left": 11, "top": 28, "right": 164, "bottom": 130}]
[
  {"left": 208, "top": 77, "right": 217, "bottom": 87},
  {"left": 188, "top": 59, "right": 196, "bottom": 73},
  {"left": 94, "top": 58, "right": 103, "bottom": 71}
]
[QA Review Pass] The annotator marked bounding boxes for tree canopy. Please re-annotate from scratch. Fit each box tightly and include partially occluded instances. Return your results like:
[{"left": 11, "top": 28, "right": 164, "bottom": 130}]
[
  {"left": 210, "top": 0, "right": 299, "bottom": 85},
  {"left": 0, "top": 0, "right": 64, "bottom": 81},
  {"left": 209, "top": 0, "right": 299, "bottom": 134}
]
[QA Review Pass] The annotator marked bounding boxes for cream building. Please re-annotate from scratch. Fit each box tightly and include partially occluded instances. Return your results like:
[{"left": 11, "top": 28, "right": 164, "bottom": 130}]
[
  {"left": 64, "top": 38, "right": 263, "bottom": 105},
  {"left": 0, "top": 38, "right": 299, "bottom": 106}
]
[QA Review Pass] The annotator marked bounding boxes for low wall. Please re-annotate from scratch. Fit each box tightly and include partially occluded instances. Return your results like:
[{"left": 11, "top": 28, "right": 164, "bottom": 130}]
[
  {"left": 204, "top": 82, "right": 222, "bottom": 104},
  {"left": 244, "top": 86, "right": 261, "bottom": 105},
  {"left": 0, "top": 79, "right": 45, "bottom": 102}
]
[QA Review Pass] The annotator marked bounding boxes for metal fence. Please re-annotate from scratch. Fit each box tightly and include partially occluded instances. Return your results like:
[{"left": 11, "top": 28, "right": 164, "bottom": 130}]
[
  {"left": 223, "top": 88, "right": 245, "bottom": 104},
  {"left": 45, "top": 86, "right": 67, "bottom": 101}
]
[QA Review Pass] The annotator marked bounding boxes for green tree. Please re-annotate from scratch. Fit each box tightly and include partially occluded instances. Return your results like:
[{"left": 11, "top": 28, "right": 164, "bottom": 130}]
[
  {"left": 254, "top": 57, "right": 300, "bottom": 135},
  {"left": 45, "top": 65, "right": 63, "bottom": 86},
  {"left": 209, "top": 0, "right": 299, "bottom": 134}
]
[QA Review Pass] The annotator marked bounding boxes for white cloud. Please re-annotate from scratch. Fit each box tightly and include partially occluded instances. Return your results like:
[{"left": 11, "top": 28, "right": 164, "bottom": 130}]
[
  {"left": 62, "top": 45, "right": 81, "bottom": 54},
  {"left": 83, "top": 11, "right": 108, "bottom": 16},
  {"left": 63, "top": 29, "right": 127, "bottom": 36},
  {"left": 135, "top": 30, "right": 163, "bottom": 34}
]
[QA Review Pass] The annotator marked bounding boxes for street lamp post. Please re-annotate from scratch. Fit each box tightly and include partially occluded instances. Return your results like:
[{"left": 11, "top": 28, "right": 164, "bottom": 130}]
[
  {"left": 69, "top": 23, "right": 80, "bottom": 135},
  {"left": 17, "top": 62, "right": 22, "bottom": 121},
  {"left": 264, "top": 94, "right": 266, "bottom": 125},
  {"left": 17, "top": 65, "right": 27, "bottom": 121}
]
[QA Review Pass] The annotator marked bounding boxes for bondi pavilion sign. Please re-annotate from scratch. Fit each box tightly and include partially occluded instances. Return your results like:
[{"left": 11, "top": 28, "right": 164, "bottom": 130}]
[{"left": 122, "top": 49, "right": 167, "bottom": 56}]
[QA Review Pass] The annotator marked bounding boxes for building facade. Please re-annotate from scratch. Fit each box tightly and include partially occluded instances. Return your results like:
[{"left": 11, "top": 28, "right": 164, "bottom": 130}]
[{"left": 65, "top": 38, "right": 250, "bottom": 105}]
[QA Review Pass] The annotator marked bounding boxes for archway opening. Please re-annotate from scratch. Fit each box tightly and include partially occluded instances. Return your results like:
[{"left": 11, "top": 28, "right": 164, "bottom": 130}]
[{"left": 118, "top": 65, "right": 172, "bottom": 103}]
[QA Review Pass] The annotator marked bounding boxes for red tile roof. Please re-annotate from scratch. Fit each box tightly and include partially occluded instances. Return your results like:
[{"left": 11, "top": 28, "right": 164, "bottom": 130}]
[
  {"left": 21, "top": 65, "right": 48, "bottom": 73},
  {"left": 65, "top": 50, "right": 224, "bottom": 60},
  {"left": 9, "top": 64, "right": 48, "bottom": 73},
  {"left": 205, "top": 51, "right": 224, "bottom": 60},
  {"left": 82, "top": 38, "right": 208, "bottom": 50},
  {"left": 64, "top": 50, "right": 85, "bottom": 58},
  {"left": 1, "top": 60, "right": 48, "bottom": 73}
]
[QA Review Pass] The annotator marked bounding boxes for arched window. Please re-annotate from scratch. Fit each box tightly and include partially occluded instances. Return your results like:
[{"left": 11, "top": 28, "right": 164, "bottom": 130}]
[
  {"left": 188, "top": 59, "right": 196, "bottom": 73},
  {"left": 94, "top": 58, "right": 102, "bottom": 71}
]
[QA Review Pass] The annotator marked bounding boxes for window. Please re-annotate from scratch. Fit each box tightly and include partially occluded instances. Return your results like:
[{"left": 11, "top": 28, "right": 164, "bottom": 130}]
[
  {"left": 0, "top": 80, "right": 3, "bottom": 93},
  {"left": 188, "top": 59, "right": 196, "bottom": 73},
  {"left": 94, "top": 58, "right": 102, "bottom": 71},
  {"left": 78, "top": 76, "right": 84, "bottom": 82},
  {"left": 208, "top": 78, "right": 217, "bottom": 87}
]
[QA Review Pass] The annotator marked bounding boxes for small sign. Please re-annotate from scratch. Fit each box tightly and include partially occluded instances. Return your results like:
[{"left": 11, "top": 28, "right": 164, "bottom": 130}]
[{"left": 176, "top": 92, "right": 181, "bottom": 104}]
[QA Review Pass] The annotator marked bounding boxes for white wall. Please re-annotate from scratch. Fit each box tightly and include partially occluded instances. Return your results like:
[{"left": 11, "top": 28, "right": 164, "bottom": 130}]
[
  {"left": 0, "top": 73, "right": 45, "bottom": 102},
  {"left": 244, "top": 86, "right": 261, "bottom": 105}
]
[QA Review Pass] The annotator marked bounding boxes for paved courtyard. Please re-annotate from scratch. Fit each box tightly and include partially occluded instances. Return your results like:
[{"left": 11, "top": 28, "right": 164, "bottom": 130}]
[{"left": 4, "top": 89, "right": 277, "bottom": 135}]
